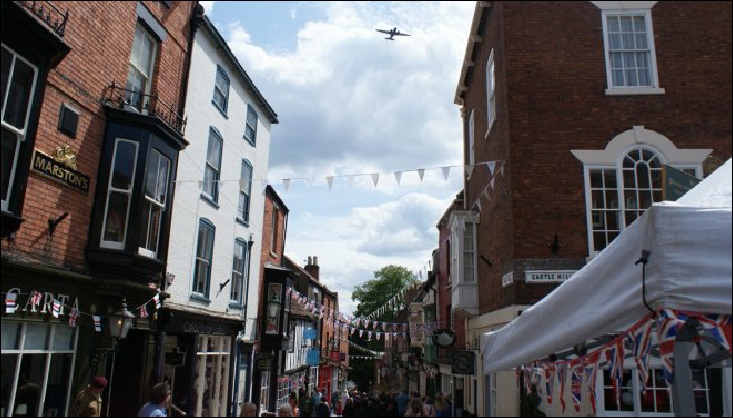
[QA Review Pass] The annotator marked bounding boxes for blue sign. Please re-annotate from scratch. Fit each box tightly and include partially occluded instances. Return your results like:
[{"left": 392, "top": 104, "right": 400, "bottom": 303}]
[
  {"left": 303, "top": 328, "right": 317, "bottom": 340},
  {"left": 306, "top": 349, "right": 321, "bottom": 365}
]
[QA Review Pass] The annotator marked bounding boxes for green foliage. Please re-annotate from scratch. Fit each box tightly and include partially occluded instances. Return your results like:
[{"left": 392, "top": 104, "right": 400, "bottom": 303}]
[{"left": 348, "top": 265, "right": 416, "bottom": 394}]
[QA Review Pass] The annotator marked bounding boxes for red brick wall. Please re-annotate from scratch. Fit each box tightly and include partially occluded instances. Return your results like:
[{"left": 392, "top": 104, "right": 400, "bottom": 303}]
[
  {"left": 462, "top": 1, "right": 732, "bottom": 313},
  {"left": 11, "top": 1, "right": 195, "bottom": 270}
]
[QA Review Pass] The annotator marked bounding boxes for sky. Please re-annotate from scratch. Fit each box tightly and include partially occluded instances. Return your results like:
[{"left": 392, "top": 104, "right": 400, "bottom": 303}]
[{"left": 200, "top": 1, "right": 476, "bottom": 317}]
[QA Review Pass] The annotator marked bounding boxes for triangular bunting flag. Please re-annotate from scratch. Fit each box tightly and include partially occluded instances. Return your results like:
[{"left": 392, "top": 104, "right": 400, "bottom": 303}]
[
  {"left": 140, "top": 304, "right": 149, "bottom": 319},
  {"left": 326, "top": 176, "right": 334, "bottom": 190},
  {"left": 465, "top": 165, "right": 474, "bottom": 178},
  {"left": 441, "top": 167, "right": 450, "bottom": 180},
  {"left": 371, "top": 173, "right": 379, "bottom": 187},
  {"left": 52, "top": 299, "right": 61, "bottom": 318},
  {"left": 198, "top": 181, "right": 203, "bottom": 190},
  {"left": 93, "top": 315, "right": 102, "bottom": 332},
  {"left": 68, "top": 308, "right": 79, "bottom": 328},
  {"left": 394, "top": 171, "right": 402, "bottom": 185},
  {"left": 499, "top": 161, "right": 505, "bottom": 177},
  {"left": 5, "top": 292, "right": 17, "bottom": 314},
  {"left": 486, "top": 161, "right": 496, "bottom": 176},
  {"left": 283, "top": 179, "right": 291, "bottom": 191},
  {"left": 417, "top": 169, "right": 425, "bottom": 182}
]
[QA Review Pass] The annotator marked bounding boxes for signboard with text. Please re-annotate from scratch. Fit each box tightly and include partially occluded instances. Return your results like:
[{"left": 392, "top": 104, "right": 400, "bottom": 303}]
[
  {"left": 452, "top": 351, "right": 475, "bottom": 375},
  {"left": 663, "top": 164, "right": 700, "bottom": 201},
  {"left": 524, "top": 270, "right": 576, "bottom": 283}
]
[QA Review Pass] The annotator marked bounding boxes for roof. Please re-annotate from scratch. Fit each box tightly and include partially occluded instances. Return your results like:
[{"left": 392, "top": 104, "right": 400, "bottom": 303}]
[
  {"left": 454, "top": 2, "right": 492, "bottom": 106},
  {"left": 199, "top": 15, "right": 279, "bottom": 123}
]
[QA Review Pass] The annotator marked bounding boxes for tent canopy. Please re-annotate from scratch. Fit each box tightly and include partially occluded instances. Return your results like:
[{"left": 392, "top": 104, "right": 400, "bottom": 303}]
[{"left": 482, "top": 159, "right": 732, "bottom": 374}]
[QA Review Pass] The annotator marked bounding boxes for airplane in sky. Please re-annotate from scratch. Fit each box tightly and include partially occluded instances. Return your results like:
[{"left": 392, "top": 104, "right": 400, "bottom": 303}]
[{"left": 375, "top": 27, "right": 410, "bottom": 40}]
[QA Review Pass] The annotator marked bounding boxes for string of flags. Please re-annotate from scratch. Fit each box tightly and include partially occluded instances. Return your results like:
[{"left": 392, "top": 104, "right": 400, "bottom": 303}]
[
  {"left": 518, "top": 310, "right": 731, "bottom": 415},
  {"left": 3, "top": 288, "right": 164, "bottom": 333},
  {"left": 175, "top": 160, "right": 506, "bottom": 193}
]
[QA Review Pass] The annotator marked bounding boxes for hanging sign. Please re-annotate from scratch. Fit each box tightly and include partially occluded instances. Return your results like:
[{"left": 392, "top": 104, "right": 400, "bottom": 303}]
[
  {"left": 452, "top": 350, "right": 475, "bottom": 375},
  {"left": 432, "top": 329, "right": 456, "bottom": 348}
]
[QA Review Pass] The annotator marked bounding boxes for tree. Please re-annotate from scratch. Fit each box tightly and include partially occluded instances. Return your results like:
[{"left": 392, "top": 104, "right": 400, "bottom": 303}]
[{"left": 349, "top": 265, "right": 417, "bottom": 392}]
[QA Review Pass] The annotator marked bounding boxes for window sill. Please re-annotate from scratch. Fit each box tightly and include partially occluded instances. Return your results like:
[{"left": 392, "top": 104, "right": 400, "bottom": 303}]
[
  {"left": 200, "top": 193, "right": 220, "bottom": 209},
  {"left": 236, "top": 217, "right": 249, "bottom": 227},
  {"left": 190, "top": 293, "right": 211, "bottom": 304},
  {"left": 211, "top": 100, "right": 229, "bottom": 118},
  {"left": 605, "top": 87, "right": 665, "bottom": 96},
  {"left": 229, "top": 302, "right": 245, "bottom": 310},
  {"left": 243, "top": 136, "right": 256, "bottom": 147}
]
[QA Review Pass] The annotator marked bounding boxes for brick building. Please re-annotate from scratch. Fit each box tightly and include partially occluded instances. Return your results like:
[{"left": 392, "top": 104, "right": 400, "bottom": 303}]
[
  {"left": 448, "top": 1, "right": 731, "bottom": 416},
  {"left": 1, "top": 1, "right": 197, "bottom": 416}
]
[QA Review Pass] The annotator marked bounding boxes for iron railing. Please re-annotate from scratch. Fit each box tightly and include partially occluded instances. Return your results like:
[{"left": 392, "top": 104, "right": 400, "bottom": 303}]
[
  {"left": 19, "top": 1, "right": 68, "bottom": 38},
  {"left": 105, "top": 81, "right": 186, "bottom": 137}
]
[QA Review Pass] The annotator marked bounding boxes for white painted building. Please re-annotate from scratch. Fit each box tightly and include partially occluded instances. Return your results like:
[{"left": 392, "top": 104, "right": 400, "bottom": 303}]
[{"left": 164, "top": 13, "right": 278, "bottom": 417}]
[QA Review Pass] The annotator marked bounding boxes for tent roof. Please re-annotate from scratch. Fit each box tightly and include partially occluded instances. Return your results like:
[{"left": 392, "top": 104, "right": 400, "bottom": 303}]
[{"left": 482, "top": 159, "right": 732, "bottom": 374}]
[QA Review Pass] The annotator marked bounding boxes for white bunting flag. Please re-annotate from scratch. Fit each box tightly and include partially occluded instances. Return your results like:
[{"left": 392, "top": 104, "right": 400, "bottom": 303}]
[
  {"left": 441, "top": 167, "right": 450, "bottom": 180},
  {"left": 465, "top": 165, "right": 474, "bottom": 178},
  {"left": 487, "top": 161, "right": 496, "bottom": 176},
  {"left": 93, "top": 315, "right": 102, "bottom": 332},
  {"left": 394, "top": 171, "right": 402, "bottom": 185},
  {"left": 52, "top": 299, "right": 61, "bottom": 318},
  {"left": 283, "top": 179, "right": 291, "bottom": 191},
  {"left": 326, "top": 176, "right": 334, "bottom": 190},
  {"left": 371, "top": 173, "right": 379, "bottom": 187},
  {"left": 417, "top": 169, "right": 425, "bottom": 182}
]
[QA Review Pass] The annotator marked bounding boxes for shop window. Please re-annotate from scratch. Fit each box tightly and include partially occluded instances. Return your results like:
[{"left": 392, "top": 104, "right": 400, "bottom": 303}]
[{"left": 194, "top": 335, "right": 230, "bottom": 417}]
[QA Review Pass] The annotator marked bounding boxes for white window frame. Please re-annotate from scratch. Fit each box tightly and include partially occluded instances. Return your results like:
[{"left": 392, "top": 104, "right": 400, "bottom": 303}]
[
  {"left": 244, "top": 104, "right": 258, "bottom": 146},
  {"left": 238, "top": 160, "right": 253, "bottom": 223},
  {"left": 138, "top": 148, "right": 170, "bottom": 259},
  {"left": 101, "top": 139, "right": 139, "bottom": 250},
  {"left": 572, "top": 126, "right": 710, "bottom": 258},
  {"left": 449, "top": 211, "right": 478, "bottom": 284},
  {"left": 599, "top": 7, "right": 664, "bottom": 95},
  {"left": 1, "top": 321, "right": 79, "bottom": 417},
  {"left": 230, "top": 238, "right": 246, "bottom": 305},
  {"left": 1, "top": 44, "right": 39, "bottom": 212},
  {"left": 203, "top": 128, "right": 223, "bottom": 202},
  {"left": 126, "top": 24, "right": 157, "bottom": 111},
  {"left": 192, "top": 218, "right": 215, "bottom": 298},
  {"left": 485, "top": 50, "right": 496, "bottom": 137}
]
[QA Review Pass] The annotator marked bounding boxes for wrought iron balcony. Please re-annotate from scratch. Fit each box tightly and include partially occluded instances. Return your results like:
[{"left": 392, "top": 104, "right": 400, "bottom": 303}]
[
  {"left": 18, "top": 1, "right": 68, "bottom": 38},
  {"left": 105, "top": 81, "right": 187, "bottom": 137}
]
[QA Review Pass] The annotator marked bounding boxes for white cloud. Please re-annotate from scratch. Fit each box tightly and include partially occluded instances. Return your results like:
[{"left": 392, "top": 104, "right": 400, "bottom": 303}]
[{"left": 212, "top": 1, "right": 475, "bottom": 317}]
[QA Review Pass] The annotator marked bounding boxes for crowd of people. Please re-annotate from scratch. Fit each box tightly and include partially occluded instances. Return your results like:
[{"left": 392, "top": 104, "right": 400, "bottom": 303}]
[{"left": 243, "top": 387, "right": 454, "bottom": 417}]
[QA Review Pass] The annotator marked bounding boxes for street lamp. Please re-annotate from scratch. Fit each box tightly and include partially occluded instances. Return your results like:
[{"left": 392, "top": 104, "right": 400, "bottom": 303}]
[
  {"left": 266, "top": 296, "right": 281, "bottom": 334},
  {"left": 106, "top": 298, "right": 134, "bottom": 417}
]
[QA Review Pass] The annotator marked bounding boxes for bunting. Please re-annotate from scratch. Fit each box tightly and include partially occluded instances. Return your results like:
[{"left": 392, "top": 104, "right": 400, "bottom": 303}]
[
  {"left": 5, "top": 292, "right": 17, "bottom": 314},
  {"left": 570, "top": 362, "right": 583, "bottom": 413},
  {"left": 52, "top": 298, "right": 61, "bottom": 318},
  {"left": 68, "top": 308, "right": 79, "bottom": 328},
  {"left": 93, "top": 315, "right": 102, "bottom": 332}
]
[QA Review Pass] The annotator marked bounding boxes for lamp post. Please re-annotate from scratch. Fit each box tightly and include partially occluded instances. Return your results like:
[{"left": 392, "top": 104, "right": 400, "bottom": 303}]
[
  {"left": 106, "top": 298, "right": 134, "bottom": 417},
  {"left": 266, "top": 296, "right": 281, "bottom": 335}
]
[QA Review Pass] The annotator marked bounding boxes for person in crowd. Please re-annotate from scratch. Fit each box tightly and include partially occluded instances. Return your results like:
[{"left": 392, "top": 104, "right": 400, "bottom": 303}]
[
  {"left": 288, "top": 393, "right": 299, "bottom": 417},
  {"left": 314, "top": 400, "right": 330, "bottom": 417},
  {"left": 341, "top": 397, "right": 355, "bottom": 417},
  {"left": 396, "top": 389, "right": 410, "bottom": 417},
  {"left": 443, "top": 394, "right": 453, "bottom": 418},
  {"left": 422, "top": 397, "right": 435, "bottom": 417},
  {"left": 239, "top": 402, "right": 258, "bottom": 417},
  {"left": 300, "top": 389, "right": 314, "bottom": 417},
  {"left": 137, "top": 382, "right": 170, "bottom": 417},
  {"left": 69, "top": 376, "right": 108, "bottom": 417},
  {"left": 404, "top": 399, "right": 426, "bottom": 417},
  {"left": 433, "top": 398, "right": 447, "bottom": 418},
  {"left": 278, "top": 403, "right": 294, "bottom": 417}
]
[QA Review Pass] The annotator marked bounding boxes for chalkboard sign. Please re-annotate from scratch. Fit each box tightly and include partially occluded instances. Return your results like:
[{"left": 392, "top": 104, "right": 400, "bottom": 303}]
[
  {"left": 451, "top": 351, "right": 475, "bottom": 375},
  {"left": 663, "top": 165, "right": 700, "bottom": 201}
]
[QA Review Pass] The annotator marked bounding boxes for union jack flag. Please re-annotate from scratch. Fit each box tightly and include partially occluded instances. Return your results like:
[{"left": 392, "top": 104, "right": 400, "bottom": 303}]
[
  {"left": 657, "top": 309, "right": 685, "bottom": 385},
  {"left": 30, "top": 290, "right": 43, "bottom": 307},
  {"left": 154, "top": 292, "right": 161, "bottom": 309},
  {"left": 5, "top": 292, "right": 17, "bottom": 314},
  {"left": 68, "top": 308, "right": 79, "bottom": 328},
  {"left": 570, "top": 362, "right": 583, "bottom": 413},
  {"left": 139, "top": 303, "right": 149, "bottom": 319},
  {"left": 522, "top": 364, "right": 532, "bottom": 394},
  {"left": 605, "top": 339, "right": 625, "bottom": 406},
  {"left": 584, "top": 352, "right": 600, "bottom": 415},
  {"left": 628, "top": 319, "right": 653, "bottom": 391},
  {"left": 544, "top": 364, "right": 555, "bottom": 405},
  {"left": 697, "top": 313, "right": 732, "bottom": 353},
  {"left": 556, "top": 363, "right": 567, "bottom": 413}
]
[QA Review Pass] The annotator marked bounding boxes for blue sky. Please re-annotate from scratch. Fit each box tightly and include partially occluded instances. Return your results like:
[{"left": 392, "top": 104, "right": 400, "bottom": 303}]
[{"left": 200, "top": 1, "right": 476, "bottom": 317}]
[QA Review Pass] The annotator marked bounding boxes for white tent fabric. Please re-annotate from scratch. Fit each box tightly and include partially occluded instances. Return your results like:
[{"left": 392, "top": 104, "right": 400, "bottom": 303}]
[{"left": 482, "top": 159, "right": 732, "bottom": 374}]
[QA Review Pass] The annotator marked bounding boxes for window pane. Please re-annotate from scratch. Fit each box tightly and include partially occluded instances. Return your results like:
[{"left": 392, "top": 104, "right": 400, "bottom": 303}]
[
  {"left": 1, "top": 321, "right": 21, "bottom": 349},
  {"left": 3, "top": 57, "right": 35, "bottom": 130},
  {"left": 24, "top": 323, "right": 49, "bottom": 350},
  {"left": 1, "top": 354, "right": 19, "bottom": 415},
  {"left": 52, "top": 325, "right": 75, "bottom": 351},
  {"left": 43, "top": 353, "right": 74, "bottom": 417},
  {"left": 590, "top": 170, "right": 603, "bottom": 188},
  {"left": 111, "top": 141, "right": 137, "bottom": 190},
  {"left": 15, "top": 353, "right": 46, "bottom": 416},
  {"left": 104, "top": 192, "right": 129, "bottom": 242},
  {"left": 1, "top": 128, "right": 19, "bottom": 203}
]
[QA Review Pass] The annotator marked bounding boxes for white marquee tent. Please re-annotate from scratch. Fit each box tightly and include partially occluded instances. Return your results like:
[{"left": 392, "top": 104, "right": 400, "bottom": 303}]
[{"left": 482, "top": 158, "right": 732, "bottom": 374}]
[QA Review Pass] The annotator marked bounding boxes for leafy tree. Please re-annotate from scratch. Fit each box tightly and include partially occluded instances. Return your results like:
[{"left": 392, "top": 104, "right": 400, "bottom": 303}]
[{"left": 348, "top": 265, "right": 417, "bottom": 392}]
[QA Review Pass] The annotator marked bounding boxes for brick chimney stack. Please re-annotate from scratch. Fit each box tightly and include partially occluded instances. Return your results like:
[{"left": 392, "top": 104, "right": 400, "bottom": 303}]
[{"left": 305, "top": 256, "right": 320, "bottom": 281}]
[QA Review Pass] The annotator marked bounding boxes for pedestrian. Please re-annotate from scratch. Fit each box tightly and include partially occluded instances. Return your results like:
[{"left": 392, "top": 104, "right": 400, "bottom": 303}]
[
  {"left": 69, "top": 376, "right": 108, "bottom": 417},
  {"left": 403, "top": 399, "right": 426, "bottom": 417},
  {"left": 137, "top": 382, "right": 170, "bottom": 417},
  {"left": 278, "top": 403, "right": 294, "bottom": 417},
  {"left": 314, "top": 400, "right": 330, "bottom": 418},
  {"left": 239, "top": 401, "right": 258, "bottom": 417},
  {"left": 396, "top": 389, "right": 410, "bottom": 417}
]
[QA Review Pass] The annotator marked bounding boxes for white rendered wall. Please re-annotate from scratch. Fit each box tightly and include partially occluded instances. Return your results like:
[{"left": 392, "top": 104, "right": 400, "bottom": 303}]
[{"left": 167, "top": 26, "right": 271, "bottom": 341}]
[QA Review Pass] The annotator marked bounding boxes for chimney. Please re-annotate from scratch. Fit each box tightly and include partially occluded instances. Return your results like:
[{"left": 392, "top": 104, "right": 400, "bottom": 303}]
[{"left": 305, "top": 256, "right": 320, "bottom": 281}]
